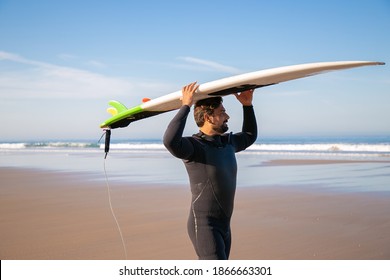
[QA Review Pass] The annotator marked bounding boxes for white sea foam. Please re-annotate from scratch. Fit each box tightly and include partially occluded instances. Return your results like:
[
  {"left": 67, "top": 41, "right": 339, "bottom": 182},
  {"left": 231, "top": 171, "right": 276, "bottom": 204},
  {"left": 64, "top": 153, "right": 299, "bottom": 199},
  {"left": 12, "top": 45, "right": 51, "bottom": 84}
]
[
  {"left": 0, "top": 143, "right": 27, "bottom": 149},
  {"left": 1, "top": 139, "right": 389, "bottom": 158},
  {"left": 248, "top": 143, "right": 390, "bottom": 153},
  {"left": 0, "top": 142, "right": 99, "bottom": 149},
  {"left": 103, "top": 143, "right": 165, "bottom": 150}
]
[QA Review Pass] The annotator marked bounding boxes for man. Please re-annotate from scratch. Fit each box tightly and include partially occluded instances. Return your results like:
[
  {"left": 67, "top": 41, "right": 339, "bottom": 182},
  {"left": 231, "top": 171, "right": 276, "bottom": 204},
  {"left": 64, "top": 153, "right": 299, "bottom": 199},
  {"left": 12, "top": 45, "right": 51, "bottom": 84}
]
[{"left": 163, "top": 82, "right": 257, "bottom": 259}]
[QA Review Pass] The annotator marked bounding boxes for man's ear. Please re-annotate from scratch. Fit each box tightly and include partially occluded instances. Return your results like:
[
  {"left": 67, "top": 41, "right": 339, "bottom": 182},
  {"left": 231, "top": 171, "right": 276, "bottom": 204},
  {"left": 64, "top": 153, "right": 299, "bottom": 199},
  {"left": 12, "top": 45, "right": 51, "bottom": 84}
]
[
  {"left": 204, "top": 114, "right": 213, "bottom": 124},
  {"left": 205, "top": 115, "right": 214, "bottom": 124}
]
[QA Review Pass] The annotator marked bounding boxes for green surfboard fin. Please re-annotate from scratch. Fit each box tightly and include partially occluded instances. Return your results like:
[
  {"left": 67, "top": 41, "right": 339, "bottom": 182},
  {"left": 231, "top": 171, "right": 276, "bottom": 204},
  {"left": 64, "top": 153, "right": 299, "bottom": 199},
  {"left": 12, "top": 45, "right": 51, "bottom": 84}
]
[{"left": 108, "top": 100, "right": 128, "bottom": 114}]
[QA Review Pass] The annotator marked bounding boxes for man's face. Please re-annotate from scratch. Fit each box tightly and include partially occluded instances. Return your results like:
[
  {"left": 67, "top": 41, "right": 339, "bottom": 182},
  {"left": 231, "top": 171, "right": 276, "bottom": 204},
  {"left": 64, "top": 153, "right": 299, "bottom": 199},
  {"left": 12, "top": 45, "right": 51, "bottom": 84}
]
[{"left": 208, "top": 104, "right": 230, "bottom": 134}]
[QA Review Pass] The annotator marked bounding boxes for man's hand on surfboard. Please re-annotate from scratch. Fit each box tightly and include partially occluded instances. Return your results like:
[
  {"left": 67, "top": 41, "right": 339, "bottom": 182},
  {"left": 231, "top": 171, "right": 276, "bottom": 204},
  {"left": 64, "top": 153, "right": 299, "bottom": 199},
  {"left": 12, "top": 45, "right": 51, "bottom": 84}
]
[
  {"left": 181, "top": 82, "right": 199, "bottom": 107},
  {"left": 234, "top": 89, "right": 254, "bottom": 106}
]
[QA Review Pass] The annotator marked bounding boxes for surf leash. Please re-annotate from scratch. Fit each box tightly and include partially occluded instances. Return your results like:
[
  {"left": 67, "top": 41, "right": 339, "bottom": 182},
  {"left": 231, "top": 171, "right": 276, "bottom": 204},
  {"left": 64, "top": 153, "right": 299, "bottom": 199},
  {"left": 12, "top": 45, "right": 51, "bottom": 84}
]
[
  {"left": 98, "top": 128, "right": 111, "bottom": 159},
  {"left": 99, "top": 129, "right": 128, "bottom": 259}
]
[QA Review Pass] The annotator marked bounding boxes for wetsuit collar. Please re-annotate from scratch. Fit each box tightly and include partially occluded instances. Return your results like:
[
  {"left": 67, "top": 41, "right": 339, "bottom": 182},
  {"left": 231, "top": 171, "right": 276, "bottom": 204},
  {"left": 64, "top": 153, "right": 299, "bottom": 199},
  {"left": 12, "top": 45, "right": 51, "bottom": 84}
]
[{"left": 193, "top": 131, "right": 231, "bottom": 147}]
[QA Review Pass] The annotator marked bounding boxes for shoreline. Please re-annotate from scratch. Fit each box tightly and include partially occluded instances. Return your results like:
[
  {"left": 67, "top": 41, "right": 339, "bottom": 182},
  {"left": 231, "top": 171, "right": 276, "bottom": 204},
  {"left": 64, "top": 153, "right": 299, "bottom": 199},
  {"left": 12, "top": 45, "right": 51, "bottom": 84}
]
[
  {"left": 1, "top": 167, "right": 390, "bottom": 260},
  {"left": 260, "top": 158, "right": 390, "bottom": 166}
]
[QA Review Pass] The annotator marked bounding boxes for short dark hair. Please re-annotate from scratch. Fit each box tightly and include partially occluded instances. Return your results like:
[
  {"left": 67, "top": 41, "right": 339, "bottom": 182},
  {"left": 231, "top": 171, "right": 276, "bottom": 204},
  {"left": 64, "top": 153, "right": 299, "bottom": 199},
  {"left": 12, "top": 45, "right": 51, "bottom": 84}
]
[{"left": 193, "top": 97, "right": 223, "bottom": 127}]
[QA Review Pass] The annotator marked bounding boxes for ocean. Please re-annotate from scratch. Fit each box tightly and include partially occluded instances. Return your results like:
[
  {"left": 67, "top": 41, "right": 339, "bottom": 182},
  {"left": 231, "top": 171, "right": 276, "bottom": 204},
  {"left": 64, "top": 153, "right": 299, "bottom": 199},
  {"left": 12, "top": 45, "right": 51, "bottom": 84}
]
[{"left": 1, "top": 136, "right": 389, "bottom": 192}]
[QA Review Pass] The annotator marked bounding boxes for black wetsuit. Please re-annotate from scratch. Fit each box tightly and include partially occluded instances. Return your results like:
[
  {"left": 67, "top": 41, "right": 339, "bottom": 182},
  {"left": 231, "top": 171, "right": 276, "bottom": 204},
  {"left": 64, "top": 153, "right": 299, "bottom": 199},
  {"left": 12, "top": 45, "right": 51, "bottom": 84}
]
[{"left": 163, "top": 105, "right": 257, "bottom": 259}]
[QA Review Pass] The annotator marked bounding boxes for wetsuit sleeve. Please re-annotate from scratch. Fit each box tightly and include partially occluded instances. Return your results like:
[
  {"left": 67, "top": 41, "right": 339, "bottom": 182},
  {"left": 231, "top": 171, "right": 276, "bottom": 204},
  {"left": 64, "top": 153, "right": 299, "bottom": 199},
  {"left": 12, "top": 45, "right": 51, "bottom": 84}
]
[
  {"left": 233, "top": 105, "right": 258, "bottom": 152},
  {"left": 163, "top": 105, "right": 195, "bottom": 160}
]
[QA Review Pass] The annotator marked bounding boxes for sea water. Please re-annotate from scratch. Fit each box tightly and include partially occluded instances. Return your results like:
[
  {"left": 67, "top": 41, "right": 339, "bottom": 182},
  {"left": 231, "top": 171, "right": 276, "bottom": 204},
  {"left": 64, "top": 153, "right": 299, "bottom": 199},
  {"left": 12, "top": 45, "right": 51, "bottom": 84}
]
[{"left": 0, "top": 136, "right": 389, "bottom": 192}]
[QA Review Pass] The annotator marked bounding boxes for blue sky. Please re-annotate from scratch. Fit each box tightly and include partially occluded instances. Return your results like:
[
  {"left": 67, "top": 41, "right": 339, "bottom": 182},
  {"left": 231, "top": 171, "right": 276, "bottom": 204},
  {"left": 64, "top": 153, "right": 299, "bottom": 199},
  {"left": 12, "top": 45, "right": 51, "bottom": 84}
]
[{"left": 0, "top": 0, "right": 389, "bottom": 141}]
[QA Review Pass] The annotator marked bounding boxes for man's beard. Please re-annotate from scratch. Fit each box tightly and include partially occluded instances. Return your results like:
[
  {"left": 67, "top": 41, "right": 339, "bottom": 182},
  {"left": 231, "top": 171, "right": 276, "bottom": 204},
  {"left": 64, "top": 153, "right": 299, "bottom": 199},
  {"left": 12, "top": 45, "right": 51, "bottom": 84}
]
[{"left": 213, "top": 122, "right": 229, "bottom": 134}]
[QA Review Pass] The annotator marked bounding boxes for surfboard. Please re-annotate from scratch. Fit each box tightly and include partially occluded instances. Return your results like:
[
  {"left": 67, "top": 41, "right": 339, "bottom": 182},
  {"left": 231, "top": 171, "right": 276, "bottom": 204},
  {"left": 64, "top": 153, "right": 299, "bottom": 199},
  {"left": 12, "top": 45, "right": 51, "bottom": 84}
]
[{"left": 100, "top": 61, "right": 384, "bottom": 129}]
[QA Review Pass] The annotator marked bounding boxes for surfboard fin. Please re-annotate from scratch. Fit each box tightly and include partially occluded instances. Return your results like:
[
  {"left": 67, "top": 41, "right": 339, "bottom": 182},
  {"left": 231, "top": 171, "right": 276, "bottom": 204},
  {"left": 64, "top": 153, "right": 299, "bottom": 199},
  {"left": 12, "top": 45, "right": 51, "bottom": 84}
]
[
  {"left": 107, "top": 107, "right": 118, "bottom": 116},
  {"left": 107, "top": 100, "right": 128, "bottom": 114},
  {"left": 142, "top": 97, "right": 151, "bottom": 103}
]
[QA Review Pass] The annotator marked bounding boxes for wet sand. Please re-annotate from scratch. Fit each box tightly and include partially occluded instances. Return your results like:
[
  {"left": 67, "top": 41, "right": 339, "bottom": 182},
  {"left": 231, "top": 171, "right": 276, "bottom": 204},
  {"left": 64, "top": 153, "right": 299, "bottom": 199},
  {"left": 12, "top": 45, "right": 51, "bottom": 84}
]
[
  {"left": 261, "top": 159, "right": 388, "bottom": 166},
  {"left": 1, "top": 167, "right": 389, "bottom": 260}
]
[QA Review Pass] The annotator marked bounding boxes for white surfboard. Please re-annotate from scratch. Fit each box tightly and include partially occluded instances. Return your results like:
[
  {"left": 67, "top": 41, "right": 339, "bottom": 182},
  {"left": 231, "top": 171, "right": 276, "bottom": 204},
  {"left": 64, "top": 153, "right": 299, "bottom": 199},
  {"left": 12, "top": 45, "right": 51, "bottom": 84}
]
[{"left": 100, "top": 61, "right": 384, "bottom": 129}]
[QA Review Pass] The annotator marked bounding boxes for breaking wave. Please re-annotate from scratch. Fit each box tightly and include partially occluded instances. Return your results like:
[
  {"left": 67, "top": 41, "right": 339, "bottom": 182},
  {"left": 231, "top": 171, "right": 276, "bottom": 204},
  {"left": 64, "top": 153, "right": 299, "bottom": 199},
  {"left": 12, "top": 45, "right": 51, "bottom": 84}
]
[{"left": 1, "top": 137, "right": 389, "bottom": 157}]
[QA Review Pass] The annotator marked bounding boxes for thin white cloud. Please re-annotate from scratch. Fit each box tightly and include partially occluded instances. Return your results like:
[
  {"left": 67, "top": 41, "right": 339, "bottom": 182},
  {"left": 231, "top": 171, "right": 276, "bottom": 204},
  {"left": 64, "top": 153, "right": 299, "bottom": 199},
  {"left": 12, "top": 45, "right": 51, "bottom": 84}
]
[
  {"left": 0, "top": 51, "right": 48, "bottom": 67},
  {"left": 58, "top": 53, "right": 78, "bottom": 60},
  {"left": 176, "top": 56, "right": 242, "bottom": 74},
  {"left": 0, "top": 51, "right": 173, "bottom": 100},
  {"left": 86, "top": 60, "right": 106, "bottom": 68}
]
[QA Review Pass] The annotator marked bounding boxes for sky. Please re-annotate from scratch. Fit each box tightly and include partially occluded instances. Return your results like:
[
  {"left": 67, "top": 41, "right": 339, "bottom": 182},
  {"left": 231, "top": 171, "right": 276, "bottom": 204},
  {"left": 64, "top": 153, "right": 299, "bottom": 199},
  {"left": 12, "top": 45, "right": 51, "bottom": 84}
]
[{"left": 0, "top": 0, "right": 389, "bottom": 141}]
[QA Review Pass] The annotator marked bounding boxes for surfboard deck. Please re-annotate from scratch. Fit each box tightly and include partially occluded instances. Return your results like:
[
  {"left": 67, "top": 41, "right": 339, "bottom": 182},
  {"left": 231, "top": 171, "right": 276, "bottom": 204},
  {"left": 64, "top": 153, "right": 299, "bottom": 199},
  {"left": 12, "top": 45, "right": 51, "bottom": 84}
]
[{"left": 100, "top": 61, "right": 384, "bottom": 129}]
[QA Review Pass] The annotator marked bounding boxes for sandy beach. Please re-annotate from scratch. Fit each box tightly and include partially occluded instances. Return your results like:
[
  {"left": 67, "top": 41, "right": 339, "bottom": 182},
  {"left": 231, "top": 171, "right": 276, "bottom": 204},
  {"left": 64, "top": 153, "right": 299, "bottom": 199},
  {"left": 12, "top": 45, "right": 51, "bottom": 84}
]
[{"left": 1, "top": 166, "right": 389, "bottom": 260}]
